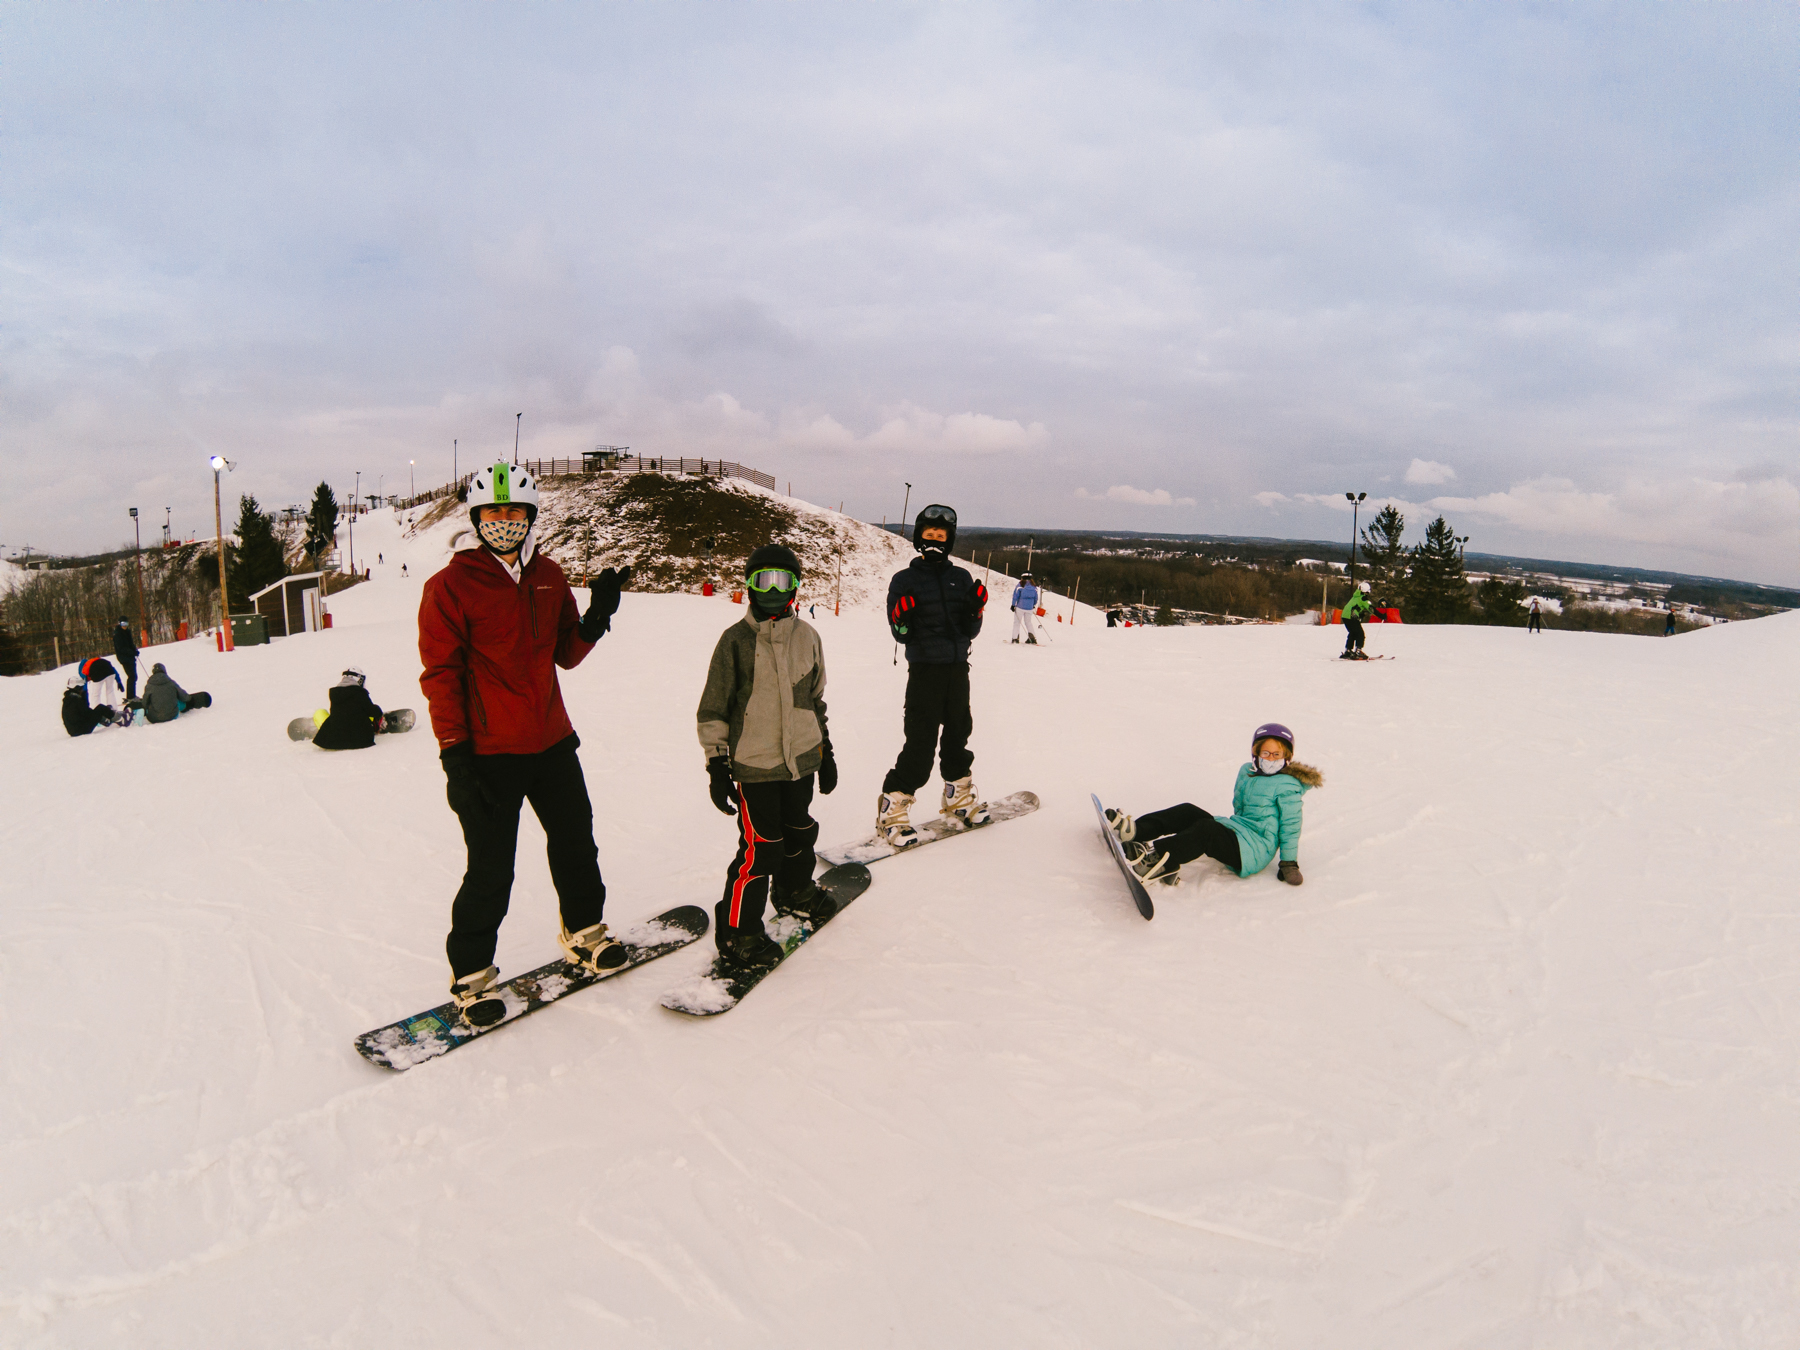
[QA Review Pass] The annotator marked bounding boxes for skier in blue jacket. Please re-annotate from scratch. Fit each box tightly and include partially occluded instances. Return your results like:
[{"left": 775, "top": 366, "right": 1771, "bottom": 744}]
[
  {"left": 1010, "top": 573, "right": 1045, "bottom": 644},
  {"left": 876, "top": 503, "right": 991, "bottom": 846},
  {"left": 1105, "top": 722, "right": 1323, "bottom": 886}
]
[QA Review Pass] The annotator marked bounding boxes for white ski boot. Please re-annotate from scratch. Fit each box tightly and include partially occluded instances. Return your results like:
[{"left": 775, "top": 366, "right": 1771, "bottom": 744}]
[
  {"left": 450, "top": 965, "right": 508, "bottom": 1028},
  {"left": 1103, "top": 807, "right": 1136, "bottom": 842},
  {"left": 559, "top": 920, "right": 629, "bottom": 976},
  {"left": 941, "top": 776, "right": 991, "bottom": 826},
  {"left": 876, "top": 791, "right": 921, "bottom": 847}
]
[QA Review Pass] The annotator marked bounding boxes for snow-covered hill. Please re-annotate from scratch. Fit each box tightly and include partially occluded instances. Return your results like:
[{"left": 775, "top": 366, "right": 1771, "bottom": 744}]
[{"left": 3, "top": 506, "right": 1798, "bottom": 1347}]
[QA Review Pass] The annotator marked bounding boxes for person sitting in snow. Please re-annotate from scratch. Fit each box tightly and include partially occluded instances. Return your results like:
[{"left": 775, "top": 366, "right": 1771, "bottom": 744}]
[
  {"left": 1011, "top": 572, "right": 1045, "bottom": 644},
  {"left": 142, "top": 662, "right": 211, "bottom": 723},
  {"left": 696, "top": 543, "right": 840, "bottom": 970},
  {"left": 61, "top": 676, "right": 121, "bottom": 736},
  {"left": 1105, "top": 722, "right": 1323, "bottom": 887},
  {"left": 311, "top": 667, "right": 384, "bottom": 749},
  {"left": 418, "top": 460, "right": 633, "bottom": 1027}
]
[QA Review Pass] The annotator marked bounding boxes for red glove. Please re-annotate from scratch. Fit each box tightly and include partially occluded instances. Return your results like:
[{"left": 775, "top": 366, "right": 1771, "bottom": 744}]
[
  {"left": 973, "top": 581, "right": 989, "bottom": 611},
  {"left": 890, "top": 594, "right": 916, "bottom": 633}
]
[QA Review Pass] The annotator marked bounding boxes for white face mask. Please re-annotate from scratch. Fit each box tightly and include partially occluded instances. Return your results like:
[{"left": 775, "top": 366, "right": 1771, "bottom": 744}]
[
  {"left": 1257, "top": 755, "right": 1287, "bottom": 776},
  {"left": 477, "top": 516, "right": 530, "bottom": 553}
]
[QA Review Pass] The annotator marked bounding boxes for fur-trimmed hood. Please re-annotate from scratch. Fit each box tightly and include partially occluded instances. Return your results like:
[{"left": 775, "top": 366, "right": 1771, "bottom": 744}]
[{"left": 1283, "top": 760, "right": 1324, "bottom": 788}]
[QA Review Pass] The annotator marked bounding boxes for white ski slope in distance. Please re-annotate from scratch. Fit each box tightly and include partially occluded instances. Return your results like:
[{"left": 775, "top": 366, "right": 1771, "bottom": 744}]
[{"left": 2, "top": 506, "right": 1798, "bottom": 1347}]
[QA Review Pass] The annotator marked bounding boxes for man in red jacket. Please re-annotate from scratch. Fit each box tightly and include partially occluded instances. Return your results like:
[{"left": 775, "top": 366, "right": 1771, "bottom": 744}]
[{"left": 418, "top": 461, "right": 632, "bottom": 1026}]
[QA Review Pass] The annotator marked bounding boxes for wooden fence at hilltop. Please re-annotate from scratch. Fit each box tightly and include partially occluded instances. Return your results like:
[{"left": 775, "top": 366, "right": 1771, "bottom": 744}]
[{"left": 391, "top": 456, "right": 776, "bottom": 512}]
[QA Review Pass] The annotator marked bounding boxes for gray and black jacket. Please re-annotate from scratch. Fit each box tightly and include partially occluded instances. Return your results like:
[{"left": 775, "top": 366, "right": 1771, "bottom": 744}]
[{"left": 697, "top": 611, "right": 829, "bottom": 783}]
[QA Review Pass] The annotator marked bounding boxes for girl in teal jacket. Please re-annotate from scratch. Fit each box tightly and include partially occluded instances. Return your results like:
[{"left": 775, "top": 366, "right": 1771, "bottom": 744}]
[{"left": 1105, "top": 722, "right": 1323, "bottom": 886}]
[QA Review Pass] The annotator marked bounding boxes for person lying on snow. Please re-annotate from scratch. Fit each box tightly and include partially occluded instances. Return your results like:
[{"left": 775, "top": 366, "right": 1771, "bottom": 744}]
[
  {"left": 1104, "top": 722, "right": 1323, "bottom": 887},
  {"left": 419, "top": 460, "right": 633, "bottom": 1027},
  {"left": 142, "top": 662, "right": 212, "bottom": 723},
  {"left": 311, "top": 667, "right": 384, "bottom": 749},
  {"left": 697, "top": 543, "right": 840, "bottom": 971}
]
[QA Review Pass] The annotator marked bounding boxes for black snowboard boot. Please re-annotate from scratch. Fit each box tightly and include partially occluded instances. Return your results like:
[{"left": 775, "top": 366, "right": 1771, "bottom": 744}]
[
  {"left": 714, "top": 902, "right": 785, "bottom": 969},
  {"left": 772, "top": 877, "right": 839, "bottom": 926}
]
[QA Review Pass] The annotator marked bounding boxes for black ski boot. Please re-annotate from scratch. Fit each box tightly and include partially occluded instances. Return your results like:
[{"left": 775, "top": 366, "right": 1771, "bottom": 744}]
[
  {"left": 772, "top": 877, "right": 840, "bottom": 926},
  {"left": 714, "top": 901, "right": 785, "bottom": 969}
]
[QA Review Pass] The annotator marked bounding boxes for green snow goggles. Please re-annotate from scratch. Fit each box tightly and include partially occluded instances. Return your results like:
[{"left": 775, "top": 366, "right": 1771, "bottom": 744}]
[{"left": 746, "top": 567, "right": 799, "bottom": 593}]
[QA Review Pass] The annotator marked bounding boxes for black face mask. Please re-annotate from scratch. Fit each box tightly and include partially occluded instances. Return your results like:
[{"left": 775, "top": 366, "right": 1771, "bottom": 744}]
[
  {"left": 749, "top": 588, "right": 796, "bottom": 620},
  {"left": 913, "top": 504, "right": 958, "bottom": 557}
]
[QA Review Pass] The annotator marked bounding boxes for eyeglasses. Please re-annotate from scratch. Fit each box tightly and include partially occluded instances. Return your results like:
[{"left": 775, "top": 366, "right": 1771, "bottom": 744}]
[{"left": 746, "top": 568, "right": 799, "bottom": 593}]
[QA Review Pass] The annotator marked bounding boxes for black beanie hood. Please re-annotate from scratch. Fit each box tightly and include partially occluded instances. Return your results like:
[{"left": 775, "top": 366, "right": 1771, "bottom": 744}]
[{"left": 913, "top": 504, "right": 957, "bottom": 556}]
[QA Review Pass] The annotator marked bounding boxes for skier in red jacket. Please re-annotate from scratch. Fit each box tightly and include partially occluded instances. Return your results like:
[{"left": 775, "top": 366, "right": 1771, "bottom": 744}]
[{"left": 418, "top": 461, "right": 632, "bottom": 1026}]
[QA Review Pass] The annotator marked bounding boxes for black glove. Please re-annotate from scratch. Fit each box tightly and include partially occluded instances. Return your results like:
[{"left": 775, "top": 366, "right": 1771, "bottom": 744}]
[
  {"left": 707, "top": 755, "right": 740, "bottom": 815},
  {"left": 1277, "top": 860, "right": 1304, "bottom": 886},
  {"left": 579, "top": 565, "right": 633, "bottom": 641},
  {"left": 442, "top": 742, "right": 502, "bottom": 819},
  {"left": 817, "top": 742, "right": 838, "bottom": 795}
]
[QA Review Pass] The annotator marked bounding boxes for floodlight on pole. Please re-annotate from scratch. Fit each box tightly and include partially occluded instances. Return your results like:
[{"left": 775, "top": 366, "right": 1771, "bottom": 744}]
[
  {"left": 514, "top": 413, "right": 523, "bottom": 467},
  {"left": 901, "top": 482, "right": 912, "bottom": 539},
  {"left": 211, "top": 456, "right": 235, "bottom": 651},
  {"left": 129, "top": 508, "right": 146, "bottom": 642},
  {"left": 1345, "top": 491, "right": 1367, "bottom": 584},
  {"left": 409, "top": 459, "right": 415, "bottom": 498}
]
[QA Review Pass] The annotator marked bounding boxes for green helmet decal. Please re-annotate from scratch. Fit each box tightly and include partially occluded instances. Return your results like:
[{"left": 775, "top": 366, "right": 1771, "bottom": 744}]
[{"left": 492, "top": 463, "right": 511, "bottom": 503}]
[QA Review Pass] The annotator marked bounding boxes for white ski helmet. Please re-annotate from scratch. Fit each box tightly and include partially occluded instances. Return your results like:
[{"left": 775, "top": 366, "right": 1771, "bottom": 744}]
[
  {"left": 465, "top": 462, "right": 539, "bottom": 522},
  {"left": 1358, "top": 581, "right": 1371, "bottom": 592}
]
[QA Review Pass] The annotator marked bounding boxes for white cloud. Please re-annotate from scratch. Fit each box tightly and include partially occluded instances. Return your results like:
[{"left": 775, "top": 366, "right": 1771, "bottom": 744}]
[
  {"left": 1253, "top": 491, "right": 1289, "bottom": 508},
  {"left": 1404, "top": 459, "right": 1457, "bottom": 486},
  {"left": 1076, "top": 484, "right": 1196, "bottom": 507},
  {"left": 860, "top": 404, "right": 1047, "bottom": 456}
]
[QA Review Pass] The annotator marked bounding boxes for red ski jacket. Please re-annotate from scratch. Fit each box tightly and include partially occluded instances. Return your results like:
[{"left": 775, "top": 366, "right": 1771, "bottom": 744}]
[{"left": 419, "top": 545, "right": 597, "bottom": 754}]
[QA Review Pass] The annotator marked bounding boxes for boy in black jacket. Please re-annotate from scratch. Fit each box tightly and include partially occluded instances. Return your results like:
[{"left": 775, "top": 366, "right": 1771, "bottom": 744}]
[
  {"left": 313, "top": 667, "right": 384, "bottom": 750},
  {"left": 877, "top": 504, "right": 990, "bottom": 846}
]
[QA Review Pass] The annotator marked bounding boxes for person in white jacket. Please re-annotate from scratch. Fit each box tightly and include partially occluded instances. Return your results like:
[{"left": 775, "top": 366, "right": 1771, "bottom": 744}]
[{"left": 1011, "top": 573, "right": 1047, "bottom": 644}]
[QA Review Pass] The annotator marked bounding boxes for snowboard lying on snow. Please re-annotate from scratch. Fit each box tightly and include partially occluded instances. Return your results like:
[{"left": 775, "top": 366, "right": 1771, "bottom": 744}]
[
  {"left": 1091, "top": 793, "right": 1155, "bottom": 921},
  {"left": 355, "top": 905, "right": 708, "bottom": 1070},
  {"left": 815, "top": 790, "right": 1040, "bottom": 867},
  {"left": 289, "top": 707, "right": 417, "bottom": 742},
  {"left": 661, "top": 864, "right": 872, "bottom": 1017}
]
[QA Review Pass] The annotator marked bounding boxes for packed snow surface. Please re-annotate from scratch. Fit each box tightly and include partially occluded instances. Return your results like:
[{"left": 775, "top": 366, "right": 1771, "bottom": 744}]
[{"left": 4, "top": 509, "right": 1799, "bottom": 1347}]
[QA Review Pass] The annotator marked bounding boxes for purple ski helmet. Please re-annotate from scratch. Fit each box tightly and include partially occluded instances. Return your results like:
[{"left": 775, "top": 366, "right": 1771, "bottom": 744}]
[{"left": 1251, "top": 722, "right": 1294, "bottom": 755}]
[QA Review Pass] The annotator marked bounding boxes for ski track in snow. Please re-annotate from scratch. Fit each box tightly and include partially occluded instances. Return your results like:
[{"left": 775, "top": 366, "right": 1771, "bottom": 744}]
[{"left": 2, "top": 506, "right": 1799, "bottom": 1346}]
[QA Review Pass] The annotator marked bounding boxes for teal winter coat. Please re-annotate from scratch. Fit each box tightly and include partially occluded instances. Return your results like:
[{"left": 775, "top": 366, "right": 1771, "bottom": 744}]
[{"left": 1218, "top": 761, "right": 1323, "bottom": 876}]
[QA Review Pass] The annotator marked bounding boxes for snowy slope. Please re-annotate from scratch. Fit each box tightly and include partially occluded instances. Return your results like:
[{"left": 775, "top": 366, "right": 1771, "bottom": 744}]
[{"left": 3, "top": 508, "right": 1798, "bottom": 1348}]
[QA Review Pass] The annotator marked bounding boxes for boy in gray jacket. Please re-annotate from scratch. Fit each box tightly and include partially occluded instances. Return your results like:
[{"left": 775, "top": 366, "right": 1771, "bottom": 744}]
[{"left": 697, "top": 544, "right": 840, "bottom": 968}]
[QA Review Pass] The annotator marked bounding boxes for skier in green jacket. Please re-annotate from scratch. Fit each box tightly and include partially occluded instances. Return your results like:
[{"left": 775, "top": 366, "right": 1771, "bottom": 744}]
[{"left": 1340, "top": 582, "right": 1374, "bottom": 660}]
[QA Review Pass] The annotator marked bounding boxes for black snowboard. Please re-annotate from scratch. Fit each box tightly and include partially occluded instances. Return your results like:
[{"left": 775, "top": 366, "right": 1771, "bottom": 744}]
[
  {"left": 1091, "top": 793, "right": 1155, "bottom": 920},
  {"left": 355, "top": 905, "right": 709, "bottom": 1070},
  {"left": 660, "top": 863, "right": 873, "bottom": 1016}
]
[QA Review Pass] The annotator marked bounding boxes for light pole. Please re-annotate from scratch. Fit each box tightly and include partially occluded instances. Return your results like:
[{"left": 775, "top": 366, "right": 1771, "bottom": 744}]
[
  {"left": 453, "top": 438, "right": 458, "bottom": 484},
  {"left": 901, "top": 482, "right": 912, "bottom": 539},
  {"left": 210, "top": 456, "right": 235, "bottom": 651},
  {"left": 163, "top": 507, "right": 171, "bottom": 548},
  {"left": 1344, "top": 491, "right": 1367, "bottom": 585},
  {"left": 409, "top": 459, "right": 415, "bottom": 499},
  {"left": 129, "top": 507, "right": 146, "bottom": 642},
  {"left": 514, "top": 413, "right": 523, "bottom": 468},
  {"left": 350, "top": 471, "right": 360, "bottom": 575}
]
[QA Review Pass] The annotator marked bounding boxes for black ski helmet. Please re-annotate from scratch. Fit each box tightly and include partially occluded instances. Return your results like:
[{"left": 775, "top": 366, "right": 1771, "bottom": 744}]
[
  {"left": 913, "top": 503, "right": 957, "bottom": 555},
  {"left": 744, "top": 542, "right": 802, "bottom": 581},
  {"left": 744, "top": 542, "right": 802, "bottom": 619}
]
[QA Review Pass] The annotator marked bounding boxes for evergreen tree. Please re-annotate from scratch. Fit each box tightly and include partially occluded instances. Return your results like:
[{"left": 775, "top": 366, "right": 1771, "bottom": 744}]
[
  {"left": 229, "top": 494, "right": 288, "bottom": 610},
  {"left": 1476, "top": 577, "right": 1528, "bottom": 626},
  {"left": 1404, "top": 516, "right": 1472, "bottom": 622},
  {"left": 1359, "top": 505, "right": 1407, "bottom": 602},
  {"left": 304, "top": 483, "right": 339, "bottom": 565}
]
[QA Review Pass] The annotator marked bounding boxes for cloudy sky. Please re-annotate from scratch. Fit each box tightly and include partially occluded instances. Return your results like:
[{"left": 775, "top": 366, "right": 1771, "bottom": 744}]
[{"left": 5, "top": 3, "right": 1797, "bottom": 582}]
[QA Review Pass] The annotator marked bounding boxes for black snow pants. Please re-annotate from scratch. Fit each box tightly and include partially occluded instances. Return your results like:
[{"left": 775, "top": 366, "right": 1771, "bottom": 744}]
[
  {"left": 1134, "top": 803, "right": 1243, "bottom": 873},
  {"left": 717, "top": 777, "right": 819, "bottom": 947},
  {"left": 882, "top": 661, "right": 974, "bottom": 795},
  {"left": 1343, "top": 616, "right": 1365, "bottom": 653},
  {"left": 119, "top": 656, "right": 138, "bottom": 702},
  {"left": 1528, "top": 612, "right": 1543, "bottom": 633},
  {"left": 445, "top": 734, "right": 606, "bottom": 977}
]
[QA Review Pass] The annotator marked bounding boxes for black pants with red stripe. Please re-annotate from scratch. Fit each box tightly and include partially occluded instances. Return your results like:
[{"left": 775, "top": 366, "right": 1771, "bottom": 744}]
[
  {"left": 446, "top": 735, "right": 606, "bottom": 978},
  {"left": 717, "top": 776, "right": 819, "bottom": 948}
]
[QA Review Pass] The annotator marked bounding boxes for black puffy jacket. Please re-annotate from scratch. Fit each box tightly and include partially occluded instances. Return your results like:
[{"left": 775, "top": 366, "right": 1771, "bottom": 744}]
[
  {"left": 887, "top": 555, "right": 985, "bottom": 664},
  {"left": 313, "top": 684, "right": 384, "bottom": 750}
]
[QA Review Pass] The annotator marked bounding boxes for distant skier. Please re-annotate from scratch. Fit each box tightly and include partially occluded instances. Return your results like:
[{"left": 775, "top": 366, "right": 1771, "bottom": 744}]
[
  {"left": 1664, "top": 609, "right": 1676, "bottom": 636},
  {"left": 1528, "top": 599, "right": 1543, "bottom": 634},
  {"left": 311, "top": 667, "right": 384, "bottom": 749},
  {"left": 61, "top": 676, "right": 120, "bottom": 736},
  {"left": 142, "top": 662, "right": 211, "bottom": 723},
  {"left": 401, "top": 563, "right": 409, "bottom": 578},
  {"left": 1105, "top": 722, "right": 1323, "bottom": 887},
  {"left": 113, "top": 617, "right": 140, "bottom": 701},
  {"left": 78, "top": 656, "right": 125, "bottom": 709},
  {"left": 876, "top": 503, "right": 991, "bottom": 846},
  {"left": 697, "top": 543, "right": 839, "bottom": 969},
  {"left": 418, "top": 461, "right": 633, "bottom": 1026},
  {"left": 1340, "top": 582, "right": 1373, "bottom": 659},
  {"left": 1011, "top": 572, "right": 1045, "bottom": 644}
]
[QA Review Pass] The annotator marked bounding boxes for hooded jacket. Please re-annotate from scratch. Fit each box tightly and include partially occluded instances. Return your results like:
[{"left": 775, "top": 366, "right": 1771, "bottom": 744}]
[
  {"left": 1217, "top": 760, "right": 1324, "bottom": 876},
  {"left": 1342, "top": 589, "right": 1373, "bottom": 620},
  {"left": 113, "top": 624, "right": 139, "bottom": 667},
  {"left": 418, "top": 534, "right": 598, "bottom": 754},
  {"left": 887, "top": 555, "right": 985, "bottom": 665},
  {"left": 697, "top": 610, "right": 828, "bottom": 782},
  {"left": 313, "top": 682, "right": 385, "bottom": 750},
  {"left": 62, "top": 684, "right": 105, "bottom": 736},
  {"left": 142, "top": 663, "right": 189, "bottom": 723}
]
